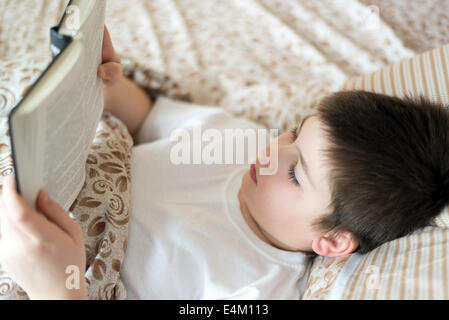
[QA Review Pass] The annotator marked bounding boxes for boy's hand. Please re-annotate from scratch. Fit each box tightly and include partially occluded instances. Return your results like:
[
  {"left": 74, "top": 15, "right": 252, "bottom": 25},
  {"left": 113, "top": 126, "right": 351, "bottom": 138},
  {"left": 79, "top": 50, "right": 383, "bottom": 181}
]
[
  {"left": 0, "top": 175, "right": 87, "bottom": 300},
  {"left": 96, "top": 25, "right": 153, "bottom": 137},
  {"left": 98, "top": 26, "right": 122, "bottom": 86}
]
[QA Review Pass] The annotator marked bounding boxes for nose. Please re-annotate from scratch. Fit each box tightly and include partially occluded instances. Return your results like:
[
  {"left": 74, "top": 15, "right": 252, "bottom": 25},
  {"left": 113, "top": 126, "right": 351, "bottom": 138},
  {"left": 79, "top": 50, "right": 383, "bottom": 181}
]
[
  {"left": 256, "top": 157, "right": 269, "bottom": 169},
  {"left": 257, "top": 141, "right": 272, "bottom": 169}
]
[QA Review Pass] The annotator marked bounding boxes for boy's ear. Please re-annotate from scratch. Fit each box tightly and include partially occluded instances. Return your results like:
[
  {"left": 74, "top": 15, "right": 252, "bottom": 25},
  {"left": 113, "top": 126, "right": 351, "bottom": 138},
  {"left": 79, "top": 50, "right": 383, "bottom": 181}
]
[{"left": 311, "top": 231, "right": 358, "bottom": 257}]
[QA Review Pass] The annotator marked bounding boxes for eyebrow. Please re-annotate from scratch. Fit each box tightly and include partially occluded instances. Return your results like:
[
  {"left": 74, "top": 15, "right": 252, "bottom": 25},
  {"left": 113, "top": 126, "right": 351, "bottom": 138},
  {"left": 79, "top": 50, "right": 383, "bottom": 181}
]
[{"left": 295, "top": 115, "right": 315, "bottom": 190}]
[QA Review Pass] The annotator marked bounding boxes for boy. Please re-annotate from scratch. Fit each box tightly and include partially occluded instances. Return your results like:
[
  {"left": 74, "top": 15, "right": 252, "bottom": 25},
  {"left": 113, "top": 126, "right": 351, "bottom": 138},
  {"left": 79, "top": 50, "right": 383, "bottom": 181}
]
[{"left": 1, "top": 27, "right": 448, "bottom": 299}]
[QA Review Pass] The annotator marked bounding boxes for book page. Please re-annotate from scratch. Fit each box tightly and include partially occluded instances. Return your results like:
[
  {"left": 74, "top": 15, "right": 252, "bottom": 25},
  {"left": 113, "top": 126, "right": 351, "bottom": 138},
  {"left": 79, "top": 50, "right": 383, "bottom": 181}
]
[{"left": 39, "top": 0, "right": 106, "bottom": 211}]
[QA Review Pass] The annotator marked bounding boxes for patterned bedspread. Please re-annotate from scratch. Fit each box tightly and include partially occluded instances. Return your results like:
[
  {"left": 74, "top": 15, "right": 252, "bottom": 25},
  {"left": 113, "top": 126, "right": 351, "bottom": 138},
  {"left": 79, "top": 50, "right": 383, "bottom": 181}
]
[{"left": 1, "top": 0, "right": 448, "bottom": 132}]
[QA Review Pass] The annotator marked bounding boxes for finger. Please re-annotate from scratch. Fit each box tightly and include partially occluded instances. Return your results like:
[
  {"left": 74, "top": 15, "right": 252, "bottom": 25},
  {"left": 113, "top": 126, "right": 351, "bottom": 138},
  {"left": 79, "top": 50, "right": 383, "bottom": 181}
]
[
  {"left": 0, "top": 197, "right": 27, "bottom": 248},
  {"left": 0, "top": 197, "right": 14, "bottom": 240},
  {"left": 2, "top": 175, "right": 48, "bottom": 240},
  {"left": 98, "top": 62, "right": 122, "bottom": 84},
  {"left": 37, "top": 190, "right": 82, "bottom": 242},
  {"left": 0, "top": 189, "right": 36, "bottom": 248},
  {"left": 102, "top": 25, "right": 121, "bottom": 64},
  {"left": 0, "top": 197, "right": 6, "bottom": 231}
]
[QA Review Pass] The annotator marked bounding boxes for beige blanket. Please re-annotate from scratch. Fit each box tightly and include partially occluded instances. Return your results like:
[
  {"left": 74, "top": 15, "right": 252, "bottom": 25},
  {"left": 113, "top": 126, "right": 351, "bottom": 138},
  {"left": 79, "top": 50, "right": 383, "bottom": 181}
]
[{"left": 2, "top": 0, "right": 449, "bottom": 132}]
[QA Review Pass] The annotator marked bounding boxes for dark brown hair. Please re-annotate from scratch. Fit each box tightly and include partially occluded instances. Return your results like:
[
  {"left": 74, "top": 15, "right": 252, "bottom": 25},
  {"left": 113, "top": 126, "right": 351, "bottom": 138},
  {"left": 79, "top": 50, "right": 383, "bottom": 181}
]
[{"left": 313, "top": 90, "right": 449, "bottom": 254}]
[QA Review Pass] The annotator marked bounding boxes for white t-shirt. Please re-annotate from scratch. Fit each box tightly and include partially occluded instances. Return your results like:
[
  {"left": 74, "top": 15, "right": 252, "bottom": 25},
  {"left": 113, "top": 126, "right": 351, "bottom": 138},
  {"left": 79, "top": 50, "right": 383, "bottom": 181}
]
[{"left": 120, "top": 96, "right": 312, "bottom": 299}]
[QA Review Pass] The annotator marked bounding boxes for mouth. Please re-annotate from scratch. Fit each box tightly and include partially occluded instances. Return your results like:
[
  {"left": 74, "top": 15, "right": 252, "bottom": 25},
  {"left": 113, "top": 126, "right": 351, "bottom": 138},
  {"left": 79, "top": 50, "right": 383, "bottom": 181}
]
[{"left": 250, "top": 163, "right": 258, "bottom": 184}]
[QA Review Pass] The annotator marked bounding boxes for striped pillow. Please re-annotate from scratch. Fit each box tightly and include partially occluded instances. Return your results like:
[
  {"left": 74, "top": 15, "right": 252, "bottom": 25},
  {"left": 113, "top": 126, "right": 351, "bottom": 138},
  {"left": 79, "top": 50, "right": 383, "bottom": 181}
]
[
  {"left": 303, "top": 44, "right": 449, "bottom": 300},
  {"left": 342, "top": 44, "right": 449, "bottom": 104}
]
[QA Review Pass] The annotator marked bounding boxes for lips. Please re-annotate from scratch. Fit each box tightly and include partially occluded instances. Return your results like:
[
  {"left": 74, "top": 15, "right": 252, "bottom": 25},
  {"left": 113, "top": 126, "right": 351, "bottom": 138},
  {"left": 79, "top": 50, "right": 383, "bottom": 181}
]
[{"left": 250, "top": 163, "right": 257, "bottom": 184}]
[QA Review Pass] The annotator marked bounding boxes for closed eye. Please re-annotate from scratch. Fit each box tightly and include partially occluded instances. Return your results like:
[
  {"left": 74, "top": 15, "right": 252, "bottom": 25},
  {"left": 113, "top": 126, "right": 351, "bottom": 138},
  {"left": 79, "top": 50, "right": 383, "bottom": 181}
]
[
  {"left": 288, "top": 163, "right": 300, "bottom": 186},
  {"left": 288, "top": 126, "right": 300, "bottom": 187},
  {"left": 290, "top": 125, "right": 298, "bottom": 142}
]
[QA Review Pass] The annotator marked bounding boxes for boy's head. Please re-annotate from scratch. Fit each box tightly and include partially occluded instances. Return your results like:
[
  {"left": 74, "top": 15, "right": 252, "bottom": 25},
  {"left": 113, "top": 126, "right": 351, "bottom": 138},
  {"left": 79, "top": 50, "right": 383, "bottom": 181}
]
[{"left": 239, "top": 90, "right": 449, "bottom": 256}]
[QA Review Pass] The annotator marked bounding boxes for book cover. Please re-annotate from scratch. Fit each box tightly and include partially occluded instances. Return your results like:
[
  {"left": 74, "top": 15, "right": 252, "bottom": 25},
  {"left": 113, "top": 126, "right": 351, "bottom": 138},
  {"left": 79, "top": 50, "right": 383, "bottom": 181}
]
[{"left": 7, "top": 0, "right": 106, "bottom": 211}]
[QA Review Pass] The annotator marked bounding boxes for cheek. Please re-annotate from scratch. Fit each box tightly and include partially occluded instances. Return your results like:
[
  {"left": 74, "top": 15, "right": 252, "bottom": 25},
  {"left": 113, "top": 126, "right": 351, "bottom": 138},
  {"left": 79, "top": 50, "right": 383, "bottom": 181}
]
[
  {"left": 253, "top": 173, "right": 297, "bottom": 219},
  {"left": 253, "top": 174, "right": 312, "bottom": 247}
]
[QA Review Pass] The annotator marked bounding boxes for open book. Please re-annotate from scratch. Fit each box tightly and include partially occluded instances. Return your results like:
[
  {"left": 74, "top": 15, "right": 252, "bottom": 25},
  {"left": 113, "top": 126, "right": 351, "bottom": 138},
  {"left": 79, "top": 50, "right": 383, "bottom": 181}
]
[{"left": 8, "top": 0, "right": 106, "bottom": 211}]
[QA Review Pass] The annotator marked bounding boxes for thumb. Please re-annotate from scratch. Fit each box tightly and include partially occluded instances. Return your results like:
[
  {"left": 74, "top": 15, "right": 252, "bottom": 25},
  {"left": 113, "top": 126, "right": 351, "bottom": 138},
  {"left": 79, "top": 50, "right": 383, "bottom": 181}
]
[
  {"left": 98, "top": 62, "right": 122, "bottom": 84},
  {"left": 37, "top": 190, "right": 81, "bottom": 241}
]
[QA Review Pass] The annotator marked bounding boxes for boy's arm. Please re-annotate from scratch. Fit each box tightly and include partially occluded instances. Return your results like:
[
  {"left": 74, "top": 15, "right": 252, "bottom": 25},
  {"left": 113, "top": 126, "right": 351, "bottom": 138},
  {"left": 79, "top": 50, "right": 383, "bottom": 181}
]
[
  {"left": 103, "top": 75, "right": 153, "bottom": 139},
  {"left": 98, "top": 26, "right": 153, "bottom": 140}
]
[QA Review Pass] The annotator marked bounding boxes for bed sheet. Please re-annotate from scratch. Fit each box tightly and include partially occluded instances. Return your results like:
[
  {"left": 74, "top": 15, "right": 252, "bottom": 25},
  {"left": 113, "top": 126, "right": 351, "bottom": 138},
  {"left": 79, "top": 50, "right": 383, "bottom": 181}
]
[{"left": 2, "top": 0, "right": 448, "bottom": 132}]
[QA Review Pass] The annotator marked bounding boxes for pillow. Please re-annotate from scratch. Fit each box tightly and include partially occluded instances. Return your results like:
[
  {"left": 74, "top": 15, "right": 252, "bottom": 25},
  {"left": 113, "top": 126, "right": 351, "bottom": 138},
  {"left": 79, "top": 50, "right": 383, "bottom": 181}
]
[
  {"left": 342, "top": 43, "right": 449, "bottom": 104},
  {"left": 303, "top": 43, "right": 449, "bottom": 300},
  {"left": 0, "top": 55, "right": 188, "bottom": 299}
]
